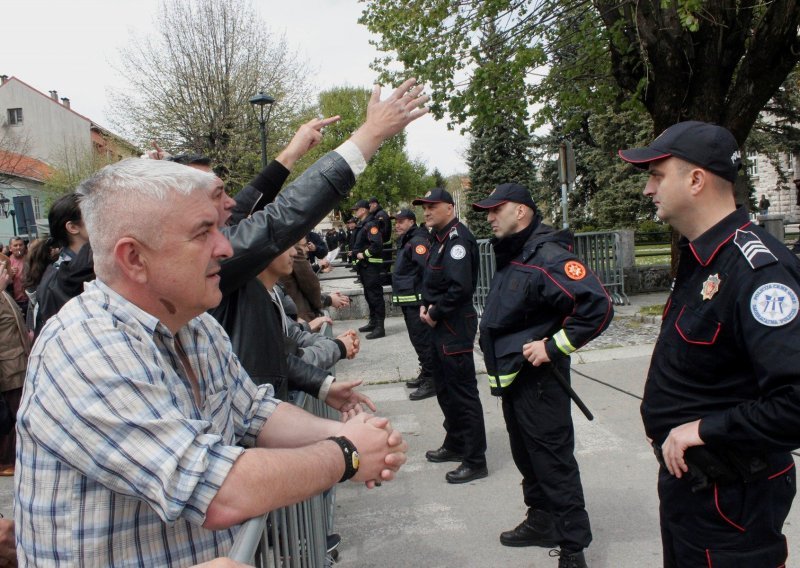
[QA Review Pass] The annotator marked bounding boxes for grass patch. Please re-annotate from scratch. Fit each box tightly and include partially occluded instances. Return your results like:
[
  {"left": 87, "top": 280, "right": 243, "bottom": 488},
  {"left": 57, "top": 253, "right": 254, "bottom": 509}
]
[{"left": 639, "top": 304, "right": 665, "bottom": 316}]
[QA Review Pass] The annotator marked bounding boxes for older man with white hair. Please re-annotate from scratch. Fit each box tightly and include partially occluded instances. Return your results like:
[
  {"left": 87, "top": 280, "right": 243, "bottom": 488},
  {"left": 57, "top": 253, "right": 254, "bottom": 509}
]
[{"left": 15, "top": 79, "right": 428, "bottom": 566}]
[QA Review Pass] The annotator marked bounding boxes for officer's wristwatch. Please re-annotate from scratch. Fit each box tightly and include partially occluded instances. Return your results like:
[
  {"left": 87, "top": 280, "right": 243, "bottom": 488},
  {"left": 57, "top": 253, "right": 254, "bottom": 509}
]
[{"left": 327, "top": 436, "right": 360, "bottom": 483}]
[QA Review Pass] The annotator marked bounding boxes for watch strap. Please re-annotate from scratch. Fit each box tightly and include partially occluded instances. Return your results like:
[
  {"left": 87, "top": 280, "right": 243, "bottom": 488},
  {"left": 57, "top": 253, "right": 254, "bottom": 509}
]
[{"left": 327, "top": 436, "right": 359, "bottom": 483}]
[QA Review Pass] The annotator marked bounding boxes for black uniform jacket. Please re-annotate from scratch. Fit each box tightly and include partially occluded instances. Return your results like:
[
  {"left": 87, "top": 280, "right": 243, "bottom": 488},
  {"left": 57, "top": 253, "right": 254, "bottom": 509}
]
[
  {"left": 479, "top": 219, "right": 613, "bottom": 386},
  {"left": 351, "top": 214, "right": 383, "bottom": 267},
  {"left": 642, "top": 207, "right": 800, "bottom": 452},
  {"left": 421, "top": 217, "right": 478, "bottom": 322},
  {"left": 391, "top": 224, "right": 432, "bottom": 305}
]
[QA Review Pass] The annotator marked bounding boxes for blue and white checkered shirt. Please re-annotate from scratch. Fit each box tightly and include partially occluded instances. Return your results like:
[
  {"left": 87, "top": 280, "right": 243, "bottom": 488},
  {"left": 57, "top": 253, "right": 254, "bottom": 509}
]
[{"left": 15, "top": 279, "right": 280, "bottom": 566}]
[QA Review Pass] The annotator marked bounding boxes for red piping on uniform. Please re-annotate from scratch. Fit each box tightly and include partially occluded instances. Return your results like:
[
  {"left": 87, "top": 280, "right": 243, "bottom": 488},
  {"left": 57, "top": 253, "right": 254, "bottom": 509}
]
[
  {"left": 511, "top": 262, "right": 574, "bottom": 299},
  {"left": 674, "top": 306, "right": 721, "bottom": 345},
  {"left": 705, "top": 549, "right": 712, "bottom": 567},
  {"left": 618, "top": 150, "right": 672, "bottom": 163},
  {"left": 510, "top": 261, "right": 613, "bottom": 346},
  {"left": 662, "top": 297, "right": 671, "bottom": 320},
  {"left": 443, "top": 346, "right": 473, "bottom": 356},
  {"left": 714, "top": 484, "right": 746, "bottom": 532},
  {"left": 689, "top": 221, "right": 751, "bottom": 266},
  {"left": 768, "top": 462, "right": 795, "bottom": 480},
  {"left": 443, "top": 319, "right": 456, "bottom": 335}
]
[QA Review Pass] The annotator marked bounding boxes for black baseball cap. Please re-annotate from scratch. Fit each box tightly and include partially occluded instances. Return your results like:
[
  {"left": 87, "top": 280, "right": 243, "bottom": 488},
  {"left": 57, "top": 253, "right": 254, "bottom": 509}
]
[
  {"left": 346, "top": 216, "right": 357, "bottom": 224},
  {"left": 392, "top": 208, "right": 416, "bottom": 221},
  {"left": 167, "top": 153, "right": 212, "bottom": 167},
  {"left": 472, "top": 183, "right": 536, "bottom": 211},
  {"left": 351, "top": 199, "right": 369, "bottom": 210},
  {"left": 368, "top": 196, "right": 380, "bottom": 204},
  {"left": 412, "top": 188, "right": 454, "bottom": 206},
  {"left": 618, "top": 121, "right": 742, "bottom": 183}
]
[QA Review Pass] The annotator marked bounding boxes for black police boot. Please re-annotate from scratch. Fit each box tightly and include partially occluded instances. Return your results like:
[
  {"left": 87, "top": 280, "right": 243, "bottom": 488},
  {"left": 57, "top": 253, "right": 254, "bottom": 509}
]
[
  {"left": 365, "top": 321, "right": 385, "bottom": 339},
  {"left": 405, "top": 370, "right": 423, "bottom": 388},
  {"left": 500, "top": 510, "right": 556, "bottom": 548},
  {"left": 358, "top": 320, "right": 375, "bottom": 333},
  {"left": 425, "top": 446, "right": 463, "bottom": 463},
  {"left": 550, "top": 549, "right": 588, "bottom": 568},
  {"left": 445, "top": 463, "right": 489, "bottom": 484},
  {"left": 409, "top": 378, "right": 436, "bottom": 401}
]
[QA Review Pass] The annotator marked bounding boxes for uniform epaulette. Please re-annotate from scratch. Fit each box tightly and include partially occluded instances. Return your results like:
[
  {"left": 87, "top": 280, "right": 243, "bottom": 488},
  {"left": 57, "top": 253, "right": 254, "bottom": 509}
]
[{"left": 734, "top": 229, "right": 778, "bottom": 270}]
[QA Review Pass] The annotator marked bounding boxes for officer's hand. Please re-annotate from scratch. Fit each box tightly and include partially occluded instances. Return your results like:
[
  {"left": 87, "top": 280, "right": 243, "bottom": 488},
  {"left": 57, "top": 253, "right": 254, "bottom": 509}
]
[
  {"left": 522, "top": 340, "right": 550, "bottom": 367},
  {"left": 661, "top": 420, "right": 704, "bottom": 479},
  {"left": 419, "top": 305, "right": 436, "bottom": 328},
  {"left": 357, "top": 252, "right": 364, "bottom": 260}
]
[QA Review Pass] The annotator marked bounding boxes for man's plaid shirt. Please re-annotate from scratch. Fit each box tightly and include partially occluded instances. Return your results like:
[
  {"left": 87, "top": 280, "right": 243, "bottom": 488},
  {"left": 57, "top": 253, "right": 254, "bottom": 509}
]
[{"left": 15, "top": 279, "right": 279, "bottom": 566}]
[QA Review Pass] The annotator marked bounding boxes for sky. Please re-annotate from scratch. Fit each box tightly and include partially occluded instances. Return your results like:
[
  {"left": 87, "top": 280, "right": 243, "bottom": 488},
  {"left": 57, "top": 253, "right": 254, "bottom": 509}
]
[{"left": 2, "top": 0, "right": 469, "bottom": 176}]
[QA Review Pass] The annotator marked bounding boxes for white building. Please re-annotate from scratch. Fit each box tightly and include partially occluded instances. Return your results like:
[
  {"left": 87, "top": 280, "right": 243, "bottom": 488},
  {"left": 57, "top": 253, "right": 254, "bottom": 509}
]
[
  {"left": 747, "top": 150, "right": 800, "bottom": 223},
  {"left": 0, "top": 75, "right": 136, "bottom": 241}
]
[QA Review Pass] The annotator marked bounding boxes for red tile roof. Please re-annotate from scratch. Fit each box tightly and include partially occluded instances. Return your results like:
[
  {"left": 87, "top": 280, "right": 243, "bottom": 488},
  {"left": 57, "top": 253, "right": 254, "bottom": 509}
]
[{"left": 0, "top": 150, "right": 52, "bottom": 182}]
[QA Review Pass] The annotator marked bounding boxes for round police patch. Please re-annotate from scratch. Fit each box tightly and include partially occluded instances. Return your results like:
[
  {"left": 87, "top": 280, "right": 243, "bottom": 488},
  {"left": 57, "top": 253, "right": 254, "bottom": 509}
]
[
  {"left": 750, "top": 282, "right": 799, "bottom": 327},
  {"left": 415, "top": 244, "right": 427, "bottom": 255},
  {"left": 369, "top": 226, "right": 378, "bottom": 235},
  {"left": 450, "top": 244, "right": 466, "bottom": 260}
]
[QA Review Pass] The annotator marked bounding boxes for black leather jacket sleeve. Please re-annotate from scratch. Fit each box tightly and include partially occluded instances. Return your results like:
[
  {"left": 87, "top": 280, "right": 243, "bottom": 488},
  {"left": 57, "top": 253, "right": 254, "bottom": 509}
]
[
  {"left": 229, "top": 160, "right": 291, "bottom": 225},
  {"left": 218, "top": 151, "right": 356, "bottom": 297},
  {"left": 286, "top": 353, "right": 330, "bottom": 397}
]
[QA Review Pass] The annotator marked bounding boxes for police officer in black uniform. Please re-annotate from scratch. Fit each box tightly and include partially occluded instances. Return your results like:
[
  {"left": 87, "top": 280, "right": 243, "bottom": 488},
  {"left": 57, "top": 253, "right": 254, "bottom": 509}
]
[
  {"left": 391, "top": 208, "right": 436, "bottom": 401},
  {"left": 473, "top": 183, "right": 613, "bottom": 568},
  {"left": 414, "top": 188, "right": 488, "bottom": 484},
  {"left": 620, "top": 121, "right": 800, "bottom": 567},
  {"left": 351, "top": 199, "right": 386, "bottom": 339},
  {"left": 369, "top": 196, "right": 392, "bottom": 242}
]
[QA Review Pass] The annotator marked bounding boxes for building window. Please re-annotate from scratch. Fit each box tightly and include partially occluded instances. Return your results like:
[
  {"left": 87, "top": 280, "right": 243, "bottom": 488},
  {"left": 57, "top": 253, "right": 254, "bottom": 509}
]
[
  {"left": 746, "top": 151, "right": 759, "bottom": 177},
  {"left": 32, "top": 195, "right": 41, "bottom": 219},
  {"left": 7, "top": 108, "right": 23, "bottom": 126},
  {"left": 785, "top": 152, "right": 794, "bottom": 174}
]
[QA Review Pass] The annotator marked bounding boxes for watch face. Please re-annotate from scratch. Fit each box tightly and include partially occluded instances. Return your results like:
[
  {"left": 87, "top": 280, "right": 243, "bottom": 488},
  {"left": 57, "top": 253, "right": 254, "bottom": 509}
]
[{"left": 351, "top": 451, "right": 360, "bottom": 471}]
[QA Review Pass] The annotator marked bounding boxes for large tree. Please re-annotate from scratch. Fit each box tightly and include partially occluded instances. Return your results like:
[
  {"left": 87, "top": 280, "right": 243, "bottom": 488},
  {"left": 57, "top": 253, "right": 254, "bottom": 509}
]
[
  {"left": 361, "top": 0, "right": 800, "bottom": 210},
  {"left": 110, "top": 0, "right": 313, "bottom": 190}
]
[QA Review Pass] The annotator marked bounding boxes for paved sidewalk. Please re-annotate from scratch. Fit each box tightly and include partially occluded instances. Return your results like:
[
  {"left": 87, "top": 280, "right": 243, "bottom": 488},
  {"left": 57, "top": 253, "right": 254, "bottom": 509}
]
[{"left": 328, "top": 294, "right": 800, "bottom": 568}]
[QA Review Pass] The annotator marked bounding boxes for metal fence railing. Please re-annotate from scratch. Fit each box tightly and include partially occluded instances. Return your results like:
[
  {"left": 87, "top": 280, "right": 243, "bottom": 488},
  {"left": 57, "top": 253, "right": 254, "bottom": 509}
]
[
  {"left": 573, "top": 231, "right": 628, "bottom": 305},
  {"left": 472, "top": 231, "right": 628, "bottom": 314},
  {"left": 228, "top": 318, "right": 338, "bottom": 567}
]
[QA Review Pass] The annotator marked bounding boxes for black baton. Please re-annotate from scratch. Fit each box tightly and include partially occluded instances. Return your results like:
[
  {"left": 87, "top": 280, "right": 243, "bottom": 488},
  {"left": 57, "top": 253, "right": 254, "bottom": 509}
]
[{"left": 547, "top": 364, "right": 594, "bottom": 421}]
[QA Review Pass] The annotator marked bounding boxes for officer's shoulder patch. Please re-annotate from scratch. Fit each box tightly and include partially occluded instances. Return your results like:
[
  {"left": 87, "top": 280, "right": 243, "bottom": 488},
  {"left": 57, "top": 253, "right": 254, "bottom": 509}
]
[
  {"left": 415, "top": 244, "right": 428, "bottom": 255},
  {"left": 450, "top": 244, "right": 466, "bottom": 260},
  {"left": 370, "top": 226, "right": 379, "bottom": 235},
  {"left": 734, "top": 229, "right": 778, "bottom": 270},
  {"left": 564, "top": 260, "right": 587, "bottom": 280},
  {"left": 750, "top": 282, "right": 799, "bottom": 327},
  {"left": 448, "top": 226, "right": 459, "bottom": 240}
]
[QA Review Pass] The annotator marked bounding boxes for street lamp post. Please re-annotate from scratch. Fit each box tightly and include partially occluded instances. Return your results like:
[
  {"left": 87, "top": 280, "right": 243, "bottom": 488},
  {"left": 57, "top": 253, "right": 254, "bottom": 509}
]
[{"left": 249, "top": 92, "right": 276, "bottom": 169}]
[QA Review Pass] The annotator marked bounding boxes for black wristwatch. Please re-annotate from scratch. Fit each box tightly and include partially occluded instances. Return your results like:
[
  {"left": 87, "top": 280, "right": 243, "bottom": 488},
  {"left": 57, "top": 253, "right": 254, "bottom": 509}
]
[{"left": 327, "top": 436, "right": 360, "bottom": 483}]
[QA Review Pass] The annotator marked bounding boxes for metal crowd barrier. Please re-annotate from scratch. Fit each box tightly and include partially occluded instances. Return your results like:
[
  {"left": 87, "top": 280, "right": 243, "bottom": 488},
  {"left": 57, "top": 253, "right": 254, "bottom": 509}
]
[
  {"left": 228, "top": 318, "right": 338, "bottom": 567},
  {"left": 472, "top": 230, "right": 628, "bottom": 314},
  {"left": 573, "top": 231, "right": 628, "bottom": 305},
  {"left": 473, "top": 239, "right": 496, "bottom": 316}
]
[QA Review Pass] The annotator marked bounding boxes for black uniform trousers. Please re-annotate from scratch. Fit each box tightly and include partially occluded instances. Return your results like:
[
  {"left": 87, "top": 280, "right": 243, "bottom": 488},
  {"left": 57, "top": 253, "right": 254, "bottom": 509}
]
[
  {"left": 658, "top": 454, "right": 795, "bottom": 567},
  {"left": 429, "top": 307, "right": 486, "bottom": 467},
  {"left": 358, "top": 263, "right": 385, "bottom": 321},
  {"left": 501, "top": 360, "right": 592, "bottom": 552},
  {"left": 401, "top": 305, "right": 435, "bottom": 378}
]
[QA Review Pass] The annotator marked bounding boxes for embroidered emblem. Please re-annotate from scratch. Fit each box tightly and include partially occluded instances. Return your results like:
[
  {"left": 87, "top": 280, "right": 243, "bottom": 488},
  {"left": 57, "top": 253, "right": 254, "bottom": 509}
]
[
  {"left": 424, "top": 190, "right": 432, "bottom": 197},
  {"left": 701, "top": 274, "right": 721, "bottom": 301},
  {"left": 369, "top": 226, "right": 378, "bottom": 235},
  {"left": 750, "top": 283, "right": 799, "bottom": 327},
  {"left": 564, "top": 261, "right": 586, "bottom": 280},
  {"left": 450, "top": 244, "right": 466, "bottom": 260},
  {"left": 415, "top": 244, "right": 427, "bottom": 255}
]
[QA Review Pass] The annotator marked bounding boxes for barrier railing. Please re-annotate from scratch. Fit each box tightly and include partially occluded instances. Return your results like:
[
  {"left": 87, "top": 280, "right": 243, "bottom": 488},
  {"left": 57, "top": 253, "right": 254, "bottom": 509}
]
[
  {"left": 228, "top": 318, "right": 338, "bottom": 567},
  {"left": 473, "top": 230, "right": 628, "bottom": 314}
]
